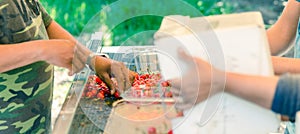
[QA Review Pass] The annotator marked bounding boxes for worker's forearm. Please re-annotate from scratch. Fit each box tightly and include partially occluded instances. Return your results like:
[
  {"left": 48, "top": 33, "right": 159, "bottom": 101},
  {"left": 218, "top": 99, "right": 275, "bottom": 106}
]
[
  {"left": 225, "top": 72, "right": 279, "bottom": 109},
  {"left": 267, "top": 0, "right": 300, "bottom": 55},
  {"left": 47, "top": 21, "right": 77, "bottom": 42},
  {"left": 0, "top": 41, "right": 44, "bottom": 72},
  {"left": 46, "top": 21, "right": 92, "bottom": 65},
  {"left": 272, "top": 56, "right": 300, "bottom": 75}
]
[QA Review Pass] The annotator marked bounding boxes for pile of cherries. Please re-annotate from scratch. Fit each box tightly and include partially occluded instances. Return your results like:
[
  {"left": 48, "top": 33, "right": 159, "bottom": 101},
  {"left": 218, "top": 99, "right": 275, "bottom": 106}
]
[
  {"left": 83, "top": 75, "right": 121, "bottom": 106},
  {"left": 82, "top": 73, "right": 173, "bottom": 105},
  {"left": 131, "top": 73, "right": 172, "bottom": 98}
]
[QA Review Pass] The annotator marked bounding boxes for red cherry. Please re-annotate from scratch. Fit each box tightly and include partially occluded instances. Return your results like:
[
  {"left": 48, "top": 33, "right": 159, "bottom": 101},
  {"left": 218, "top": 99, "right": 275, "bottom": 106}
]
[
  {"left": 152, "top": 82, "right": 158, "bottom": 87},
  {"left": 102, "top": 89, "right": 110, "bottom": 95},
  {"left": 154, "top": 94, "right": 160, "bottom": 98},
  {"left": 95, "top": 77, "right": 102, "bottom": 84},
  {"left": 101, "top": 86, "right": 109, "bottom": 91},
  {"left": 99, "top": 90, "right": 106, "bottom": 97},
  {"left": 114, "top": 91, "right": 120, "bottom": 98},
  {"left": 168, "top": 129, "right": 173, "bottom": 134},
  {"left": 177, "top": 111, "right": 184, "bottom": 117},
  {"left": 100, "top": 82, "right": 107, "bottom": 87},
  {"left": 97, "top": 92, "right": 105, "bottom": 100},
  {"left": 140, "top": 81, "right": 145, "bottom": 85},
  {"left": 133, "top": 85, "right": 140, "bottom": 90},
  {"left": 134, "top": 90, "right": 142, "bottom": 97},
  {"left": 135, "top": 81, "right": 140, "bottom": 85},
  {"left": 132, "top": 81, "right": 139, "bottom": 86},
  {"left": 161, "top": 81, "right": 169, "bottom": 87},
  {"left": 147, "top": 127, "right": 157, "bottom": 134},
  {"left": 91, "top": 89, "right": 98, "bottom": 96},
  {"left": 81, "top": 92, "right": 86, "bottom": 97},
  {"left": 86, "top": 92, "right": 93, "bottom": 98},
  {"left": 164, "top": 91, "right": 173, "bottom": 97},
  {"left": 140, "top": 75, "right": 146, "bottom": 79}
]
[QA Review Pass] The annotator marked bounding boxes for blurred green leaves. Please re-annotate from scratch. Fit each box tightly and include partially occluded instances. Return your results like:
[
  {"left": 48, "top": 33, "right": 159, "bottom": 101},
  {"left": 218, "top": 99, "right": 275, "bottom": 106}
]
[
  {"left": 41, "top": 0, "right": 284, "bottom": 46},
  {"left": 41, "top": 0, "right": 116, "bottom": 35}
]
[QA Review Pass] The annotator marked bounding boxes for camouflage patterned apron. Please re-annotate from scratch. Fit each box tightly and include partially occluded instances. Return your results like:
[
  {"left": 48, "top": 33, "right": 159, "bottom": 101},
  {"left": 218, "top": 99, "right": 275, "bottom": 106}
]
[{"left": 0, "top": 0, "right": 53, "bottom": 133}]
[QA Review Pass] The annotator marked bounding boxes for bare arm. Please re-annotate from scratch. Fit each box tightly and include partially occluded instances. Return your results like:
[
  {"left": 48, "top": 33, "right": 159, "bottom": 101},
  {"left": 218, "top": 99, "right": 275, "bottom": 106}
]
[
  {"left": 0, "top": 41, "right": 43, "bottom": 72},
  {"left": 0, "top": 20, "right": 135, "bottom": 91},
  {"left": 224, "top": 71, "right": 300, "bottom": 121},
  {"left": 272, "top": 56, "right": 300, "bottom": 75},
  {"left": 170, "top": 50, "right": 279, "bottom": 111},
  {"left": 0, "top": 39, "right": 74, "bottom": 73},
  {"left": 169, "top": 51, "right": 300, "bottom": 120},
  {"left": 47, "top": 21, "right": 78, "bottom": 42},
  {"left": 46, "top": 21, "right": 136, "bottom": 92},
  {"left": 225, "top": 72, "right": 279, "bottom": 109},
  {"left": 46, "top": 21, "right": 92, "bottom": 74},
  {"left": 0, "top": 21, "right": 78, "bottom": 73},
  {"left": 267, "top": 0, "right": 300, "bottom": 55}
]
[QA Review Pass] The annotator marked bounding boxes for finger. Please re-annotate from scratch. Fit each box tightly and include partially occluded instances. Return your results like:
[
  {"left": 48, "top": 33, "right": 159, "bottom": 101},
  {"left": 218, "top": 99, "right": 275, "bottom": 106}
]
[
  {"left": 129, "top": 70, "right": 138, "bottom": 84},
  {"left": 184, "top": 95, "right": 198, "bottom": 105},
  {"left": 175, "top": 103, "right": 192, "bottom": 110},
  {"left": 123, "top": 68, "right": 131, "bottom": 91},
  {"left": 173, "top": 96, "right": 194, "bottom": 110},
  {"left": 168, "top": 78, "right": 182, "bottom": 88},
  {"left": 68, "top": 68, "right": 73, "bottom": 76},
  {"left": 118, "top": 62, "right": 130, "bottom": 92},
  {"left": 72, "top": 45, "right": 88, "bottom": 73},
  {"left": 68, "top": 72, "right": 73, "bottom": 76},
  {"left": 112, "top": 64, "right": 125, "bottom": 93},
  {"left": 280, "top": 115, "right": 290, "bottom": 121},
  {"left": 66, "top": 64, "right": 74, "bottom": 76},
  {"left": 130, "top": 70, "right": 138, "bottom": 78},
  {"left": 173, "top": 96, "right": 184, "bottom": 104},
  {"left": 98, "top": 73, "right": 115, "bottom": 94},
  {"left": 75, "top": 43, "right": 91, "bottom": 60},
  {"left": 174, "top": 101, "right": 194, "bottom": 111},
  {"left": 72, "top": 59, "right": 85, "bottom": 74},
  {"left": 170, "top": 87, "right": 180, "bottom": 96},
  {"left": 74, "top": 45, "right": 89, "bottom": 64},
  {"left": 182, "top": 86, "right": 199, "bottom": 99}
]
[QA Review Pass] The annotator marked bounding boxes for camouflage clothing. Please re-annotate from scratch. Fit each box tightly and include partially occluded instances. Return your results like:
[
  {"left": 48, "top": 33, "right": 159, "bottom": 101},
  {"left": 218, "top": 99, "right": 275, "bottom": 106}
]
[{"left": 0, "top": 0, "right": 53, "bottom": 133}]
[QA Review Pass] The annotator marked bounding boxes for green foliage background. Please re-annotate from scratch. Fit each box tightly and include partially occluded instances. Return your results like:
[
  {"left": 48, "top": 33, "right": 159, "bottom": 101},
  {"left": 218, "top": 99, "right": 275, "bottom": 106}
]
[{"left": 41, "top": 0, "right": 285, "bottom": 46}]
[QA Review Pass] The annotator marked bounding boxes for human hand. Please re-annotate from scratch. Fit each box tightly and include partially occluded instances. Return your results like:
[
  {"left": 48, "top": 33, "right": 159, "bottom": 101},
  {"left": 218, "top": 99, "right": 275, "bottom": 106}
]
[
  {"left": 169, "top": 49, "right": 225, "bottom": 110},
  {"left": 40, "top": 39, "right": 91, "bottom": 75},
  {"left": 72, "top": 43, "right": 93, "bottom": 75},
  {"left": 40, "top": 39, "right": 76, "bottom": 75},
  {"left": 94, "top": 56, "right": 137, "bottom": 94},
  {"left": 71, "top": 42, "right": 137, "bottom": 93},
  {"left": 45, "top": 39, "right": 137, "bottom": 93}
]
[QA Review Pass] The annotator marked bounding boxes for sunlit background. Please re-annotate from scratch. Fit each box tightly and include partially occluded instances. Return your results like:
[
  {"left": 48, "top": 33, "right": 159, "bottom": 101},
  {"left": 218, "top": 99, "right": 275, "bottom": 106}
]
[{"left": 42, "top": 0, "right": 286, "bottom": 47}]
